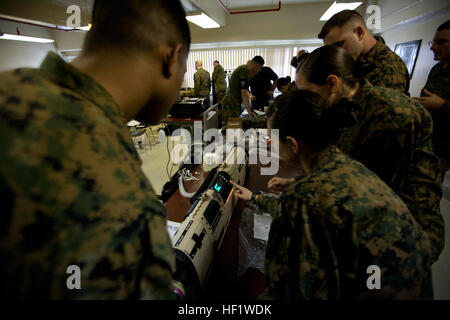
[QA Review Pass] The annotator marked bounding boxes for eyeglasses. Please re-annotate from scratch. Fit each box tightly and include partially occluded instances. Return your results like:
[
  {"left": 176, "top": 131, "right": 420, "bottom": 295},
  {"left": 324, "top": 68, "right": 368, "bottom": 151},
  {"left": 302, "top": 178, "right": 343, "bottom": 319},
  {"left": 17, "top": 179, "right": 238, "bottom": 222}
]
[{"left": 429, "top": 39, "right": 450, "bottom": 47}]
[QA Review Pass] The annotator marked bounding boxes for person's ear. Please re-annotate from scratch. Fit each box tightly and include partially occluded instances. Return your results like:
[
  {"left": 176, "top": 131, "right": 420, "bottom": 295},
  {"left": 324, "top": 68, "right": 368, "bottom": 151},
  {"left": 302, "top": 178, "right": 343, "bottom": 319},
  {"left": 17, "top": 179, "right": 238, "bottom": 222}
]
[
  {"left": 162, "top": 44, "right": 183, "bottom": 79},
  {"left": 285, "top": 136, "right": 299, "bottom": 155},
  {"left": 354, "top": 26, "right": 365, "bottom": 41},
  {"left": 326, "top": 75, "right": 340, "bottom": 94}
]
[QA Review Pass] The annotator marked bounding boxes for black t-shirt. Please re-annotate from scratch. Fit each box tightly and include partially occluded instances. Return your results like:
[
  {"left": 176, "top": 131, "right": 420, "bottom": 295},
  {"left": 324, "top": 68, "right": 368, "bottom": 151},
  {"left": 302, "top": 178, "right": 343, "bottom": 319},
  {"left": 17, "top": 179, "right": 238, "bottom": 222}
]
[{"left": 250, "top": 66, "right": 278, "bottom": 96}]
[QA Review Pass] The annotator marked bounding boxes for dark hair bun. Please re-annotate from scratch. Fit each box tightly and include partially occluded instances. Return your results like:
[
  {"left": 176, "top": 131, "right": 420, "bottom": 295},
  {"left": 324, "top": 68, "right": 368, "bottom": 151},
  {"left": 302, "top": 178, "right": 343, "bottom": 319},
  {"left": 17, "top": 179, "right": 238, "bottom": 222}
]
[
  {"left": 276, "top": 76, "right": 292, "bottom": 90},
  {"left": 271, "top": 91, "right": 358, "bottom": 152}
]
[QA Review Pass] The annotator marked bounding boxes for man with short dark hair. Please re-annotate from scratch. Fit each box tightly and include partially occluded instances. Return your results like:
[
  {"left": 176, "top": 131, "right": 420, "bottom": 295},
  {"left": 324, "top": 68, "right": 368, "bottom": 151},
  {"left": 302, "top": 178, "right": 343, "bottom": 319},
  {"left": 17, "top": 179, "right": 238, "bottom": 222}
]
[
  {"left": 415, "top": 20, "right": 450, "bottom": 178},
  {"left": 249, "top": 56, "right": 279, "bottom": 111},
  {"left": 0, "top": 0, "right": 190, "bottom": 299},
  {"left": 318, "top": 10, "right": 410, "bottom": 95}
]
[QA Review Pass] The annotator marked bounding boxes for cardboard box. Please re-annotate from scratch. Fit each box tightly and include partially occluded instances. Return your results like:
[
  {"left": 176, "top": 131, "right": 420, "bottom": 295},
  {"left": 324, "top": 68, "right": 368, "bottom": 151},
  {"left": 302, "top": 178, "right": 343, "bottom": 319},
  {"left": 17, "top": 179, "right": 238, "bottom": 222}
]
[{"left": 227, "top": 117, "right": 243, "bottom": 129}]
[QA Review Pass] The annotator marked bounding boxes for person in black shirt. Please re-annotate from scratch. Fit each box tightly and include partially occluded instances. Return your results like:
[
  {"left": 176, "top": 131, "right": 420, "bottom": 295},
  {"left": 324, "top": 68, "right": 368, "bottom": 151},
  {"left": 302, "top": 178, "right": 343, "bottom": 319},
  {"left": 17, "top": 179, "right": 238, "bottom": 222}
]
[{"left": 249, "top": 56, "right": 278, "bottom": 111}]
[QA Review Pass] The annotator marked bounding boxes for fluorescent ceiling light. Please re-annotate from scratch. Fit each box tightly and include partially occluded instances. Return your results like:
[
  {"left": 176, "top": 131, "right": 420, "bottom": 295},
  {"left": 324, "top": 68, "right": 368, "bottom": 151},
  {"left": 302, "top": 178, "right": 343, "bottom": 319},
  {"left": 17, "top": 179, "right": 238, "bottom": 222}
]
[
  {"left": 186, "top": 13, "right": 220, "bottom": 29},
  {"left": 79, "top": 24, "right": 92, "bottom": 31},
  {"left": 0, "top": 33, "right": 54, "bottom": 43},
  {"left": 320, "top": 1, "right": 363, "bottom": 21}
]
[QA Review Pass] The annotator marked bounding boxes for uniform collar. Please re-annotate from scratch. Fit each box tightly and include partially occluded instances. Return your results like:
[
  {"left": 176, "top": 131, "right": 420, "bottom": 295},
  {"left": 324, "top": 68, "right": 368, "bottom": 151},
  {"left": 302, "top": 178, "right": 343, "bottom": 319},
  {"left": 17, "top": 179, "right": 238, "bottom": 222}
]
[
  {"left": 358, "top": 35, "right": 386, "bottom": 65},
  {"left": 293, "top": 146, "right": 341, "bottom": 182},
  {"left": 39, "top": 52, "right": 127, "bottom": 128},
  {"left": 353, "top": 78, "right": 372, "bottom": 102}
]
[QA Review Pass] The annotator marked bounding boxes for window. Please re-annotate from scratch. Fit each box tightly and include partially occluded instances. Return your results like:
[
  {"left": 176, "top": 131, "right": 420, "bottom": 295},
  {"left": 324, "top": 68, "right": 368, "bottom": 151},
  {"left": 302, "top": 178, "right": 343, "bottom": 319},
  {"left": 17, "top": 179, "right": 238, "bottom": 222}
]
[{"left": 183, "top": 46, "right": 319, "bottom": 88}]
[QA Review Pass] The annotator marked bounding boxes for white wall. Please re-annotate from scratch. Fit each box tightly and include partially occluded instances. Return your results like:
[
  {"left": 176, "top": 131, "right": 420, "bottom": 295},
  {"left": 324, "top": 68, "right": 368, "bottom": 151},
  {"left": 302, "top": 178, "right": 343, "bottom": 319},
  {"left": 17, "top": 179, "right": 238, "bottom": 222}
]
[{"left": 0, "top": 20, "right": 55, "bottom": 72}]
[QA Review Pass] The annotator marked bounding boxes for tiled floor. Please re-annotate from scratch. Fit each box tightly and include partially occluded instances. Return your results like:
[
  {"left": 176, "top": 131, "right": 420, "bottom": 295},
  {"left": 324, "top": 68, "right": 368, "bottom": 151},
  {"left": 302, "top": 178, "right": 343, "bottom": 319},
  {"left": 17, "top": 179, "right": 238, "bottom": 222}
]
[{"left": 140, "top": 143, "right": 450, "bottom": 299}]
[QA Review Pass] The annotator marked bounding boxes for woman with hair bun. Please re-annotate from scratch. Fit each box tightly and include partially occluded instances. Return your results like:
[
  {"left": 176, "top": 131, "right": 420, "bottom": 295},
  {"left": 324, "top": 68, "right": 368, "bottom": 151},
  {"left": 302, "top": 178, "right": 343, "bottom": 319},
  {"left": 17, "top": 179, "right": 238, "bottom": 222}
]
[
  {"left": 232, "top": 90, "right": 432, "bottom": 299},
  {"left": 276, "top": 76, "right": 292, "bottom": 94},
  {"left": 272, "top": 45, "right": 444, "bottom": 264}
]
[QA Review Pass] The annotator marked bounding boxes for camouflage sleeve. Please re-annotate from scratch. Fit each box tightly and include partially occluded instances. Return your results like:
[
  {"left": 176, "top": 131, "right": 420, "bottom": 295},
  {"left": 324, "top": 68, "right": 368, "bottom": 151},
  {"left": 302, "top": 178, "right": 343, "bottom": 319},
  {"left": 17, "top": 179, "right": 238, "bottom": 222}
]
[
  {"left": 255, "top": 194, "right": 280, "bottom": 217},
  {"left": 194, "top": 73, "right": 200, "bottom": 96},
  {"left": 212, "top": 68, "right": 217, "bottom": 83},
  {"left": 399, "top": 108, "right": 444, "bottom": 262},
  {"left": 239, "top": 66, "right": 250, "bottom": 81},
  {"left": 264, "top": 195, "right": 297, "bottom": 299}
]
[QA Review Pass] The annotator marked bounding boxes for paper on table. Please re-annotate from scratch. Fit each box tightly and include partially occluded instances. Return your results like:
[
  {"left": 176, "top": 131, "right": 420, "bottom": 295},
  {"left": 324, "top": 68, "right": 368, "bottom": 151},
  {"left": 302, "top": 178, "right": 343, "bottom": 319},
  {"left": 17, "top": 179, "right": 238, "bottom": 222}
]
[
  {"left": 254, "top": 213, "right": 272, "bottom": 241},
  {"left": 167, "top": 220, "right": 181, "bottom": 244}
]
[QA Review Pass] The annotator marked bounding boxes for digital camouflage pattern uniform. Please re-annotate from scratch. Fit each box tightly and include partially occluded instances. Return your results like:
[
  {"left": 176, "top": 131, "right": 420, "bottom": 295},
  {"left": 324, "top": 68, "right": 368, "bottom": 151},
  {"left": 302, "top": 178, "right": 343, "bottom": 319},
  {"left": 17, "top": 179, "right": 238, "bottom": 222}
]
[
  {"left": 338, "top": 80, "right": 444, "bottom": 262},
  {"left": 421, "top": 61, "right": 450, "bottom": 176},
  {"left": 0, "top": 53, "right": 175, "bottom": 299},
  {"left": 212, "top": 64, "right": 227, "bottom": 106},
  {"left": 222, "top": 64, "right": 250, "bottom": 123},
  {"left": 257, "top": 147, "right": 433, "bottom": 300},
  {"left": 358, "top": 36, "right": 410, "bottom": 95},
  {"left": 193, "top": 68, "right": 211, "bottom": 99}
]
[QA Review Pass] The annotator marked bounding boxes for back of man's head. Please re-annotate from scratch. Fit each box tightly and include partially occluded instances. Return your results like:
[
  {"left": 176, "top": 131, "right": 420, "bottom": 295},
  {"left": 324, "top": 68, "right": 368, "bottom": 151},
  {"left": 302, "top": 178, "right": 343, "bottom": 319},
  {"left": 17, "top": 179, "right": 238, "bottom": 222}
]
[
  {"left": 437, "top": 20, "right": 450, "bottom": 31},
  {"left": 195, "top": 60, "right": 203, "bottom": 68},
  {"left": 318, "top": 10, "right": 365, "bottom": 39},
  {"left": 252, "top": 56, "right": 265, "bottom": 66},
  {"left": 84, "top": 0, "right": 191, "bottom": 56}
]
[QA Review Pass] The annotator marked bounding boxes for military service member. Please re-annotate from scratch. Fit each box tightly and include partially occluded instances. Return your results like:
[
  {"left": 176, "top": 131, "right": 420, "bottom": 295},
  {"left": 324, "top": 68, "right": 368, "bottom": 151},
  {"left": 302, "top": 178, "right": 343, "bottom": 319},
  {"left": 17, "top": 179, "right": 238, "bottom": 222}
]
[
  {"left": 318, "top": 10, "right": 410, "bottom": 95},
  {"left": 415, "top": 20, "right": 450, "bottom": 178},
  {"left": 193, "top": 60, "right": 211, "bottom": 102},
  {"left": 296, "top": 46, "right": 444, "bottom": 263},
  {"left": 212, "top": 60, "right": 227, "bottom": 105},
  {"left": 249, "top": 56, "right": 278, "bottom": 111},
  {"left": 0, "top": 0, "right": 190, "bottom": 299},
  {"left": 221, "top": 59, "right": 262, "bottom": 125},
  {"left": 275, "top": 76, "right": 292, "bottom": 95},
  {"left": 232, "top": 90, "right": 433, "bottom": 299}
]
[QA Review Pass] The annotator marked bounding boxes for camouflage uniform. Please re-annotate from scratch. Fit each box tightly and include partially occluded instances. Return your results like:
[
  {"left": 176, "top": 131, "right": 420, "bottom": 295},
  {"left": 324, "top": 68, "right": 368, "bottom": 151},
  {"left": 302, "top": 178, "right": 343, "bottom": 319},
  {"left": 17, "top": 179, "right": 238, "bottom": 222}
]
[
  {"left": 221, "top": 65, "right": 250, "bottom": 125},
  {"left": 358, "top": 36, "right": 410, "bottom": 95},
  {"left": 258, "top": 147, "right": 433, "bottom": 300},
  {"left": 212, "top": 64, "right": 227, "bottom": 106},
  {"left": 257, "top": 147, "right": 432, "bottom": 300},
  {"left": 338, "top": 80, "right": 444, "bottom": 262},
  {"left": 193, "top": 68, "right": 211, "bottom": 99},
  {"left": 421, "top": 61, "right": 450, "bottom": 176},
  {"left": 0, "top": 52, "right": 175, "bottom": 299}
]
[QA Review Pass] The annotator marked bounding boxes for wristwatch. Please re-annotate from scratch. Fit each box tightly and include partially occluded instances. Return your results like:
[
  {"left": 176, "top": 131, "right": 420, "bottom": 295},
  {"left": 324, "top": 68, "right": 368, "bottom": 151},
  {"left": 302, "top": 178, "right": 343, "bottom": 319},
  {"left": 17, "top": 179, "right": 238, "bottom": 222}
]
[{"left": 251, "top": 191, "right": 261, "bottom": 204}]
